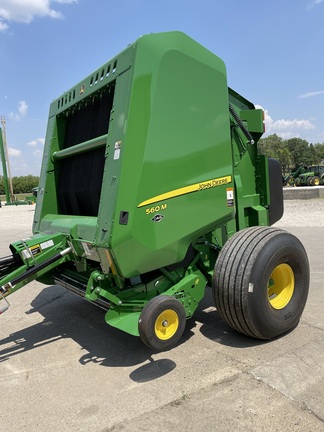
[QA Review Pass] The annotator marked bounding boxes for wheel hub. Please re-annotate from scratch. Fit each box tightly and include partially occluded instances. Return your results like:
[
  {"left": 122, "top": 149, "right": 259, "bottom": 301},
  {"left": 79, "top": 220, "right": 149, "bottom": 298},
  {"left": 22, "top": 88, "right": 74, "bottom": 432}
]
[
  {"left": 268, "top": 263, "right": 295, "bottom": 310},
  {"left": 154, "top": 309, "right": 179, "bottom": 340}
]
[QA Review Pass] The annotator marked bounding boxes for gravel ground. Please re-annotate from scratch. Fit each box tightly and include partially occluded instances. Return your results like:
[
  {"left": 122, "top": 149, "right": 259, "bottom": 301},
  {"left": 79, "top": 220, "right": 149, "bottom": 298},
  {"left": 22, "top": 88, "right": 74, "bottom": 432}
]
[
  {"left": 274, "top": 198, "right": 324, "bottom": 227},
  {"left": 0, "top": 204, "right": 34, "bottom": 255}
]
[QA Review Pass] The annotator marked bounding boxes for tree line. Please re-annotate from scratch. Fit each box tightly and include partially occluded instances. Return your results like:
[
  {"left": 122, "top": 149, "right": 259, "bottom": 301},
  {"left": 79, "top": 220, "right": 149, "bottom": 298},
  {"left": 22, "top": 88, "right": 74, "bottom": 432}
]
[
  {"left": 0, "top": 175, "right": 39, "bottom": 195},
  {"left": 258, "top": 134, "right": 324, "bottom": 173}
]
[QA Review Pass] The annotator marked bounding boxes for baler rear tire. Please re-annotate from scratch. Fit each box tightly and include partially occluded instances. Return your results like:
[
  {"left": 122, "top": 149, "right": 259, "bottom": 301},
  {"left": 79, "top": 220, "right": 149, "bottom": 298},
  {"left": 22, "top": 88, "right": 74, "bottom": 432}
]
[
  {"left": 138, "top": 296, "right": 186, "bottom": 350},
  {"left": 212, "top": 227, "right": 309, "bottom": 340}
]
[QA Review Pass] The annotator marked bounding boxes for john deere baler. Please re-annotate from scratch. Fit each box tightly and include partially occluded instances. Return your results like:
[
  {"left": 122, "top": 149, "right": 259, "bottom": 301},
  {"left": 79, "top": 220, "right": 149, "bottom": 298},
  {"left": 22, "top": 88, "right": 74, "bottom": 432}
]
[{"left": 0, "top": 32, "right": 309, "bottom": 350}]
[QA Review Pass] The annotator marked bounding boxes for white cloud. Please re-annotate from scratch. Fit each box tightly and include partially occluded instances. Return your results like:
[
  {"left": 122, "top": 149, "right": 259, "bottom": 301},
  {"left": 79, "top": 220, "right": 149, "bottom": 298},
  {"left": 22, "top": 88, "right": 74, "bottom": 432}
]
[
  {"left": 0, "top": 0, "right": 78, "bottom": 31},
  {"left": 9, "top": 100, "right": 28, "bottom": 121},
  {"left": 8, "top": 147, "right": 22, "bottom": 157},
  {"left": 18, "top": 100, "right": 28, "bottom": 116},
  {"left": 26, "top": 137, "right": 45, "bottom": 158},
  {"left": 26, "top": 137, "right": 45, "bottom": 147},
  {"left": 269, "top": 117, "right": 315, "bottom": 132},
  {"left": 256, "top": 106, "right": 315, "bottom": 139},
  {"left": 298, "top": 90, "right": 324, "bottom": 99},
  {"left": 32, "top": 148, "right": 43, "bottom": 157},
  {"left": 308, "top": 0, "right": 323, "bottom": 9},
  {"left": 0, "top": 17, "right": 8, "bottom": 30}
]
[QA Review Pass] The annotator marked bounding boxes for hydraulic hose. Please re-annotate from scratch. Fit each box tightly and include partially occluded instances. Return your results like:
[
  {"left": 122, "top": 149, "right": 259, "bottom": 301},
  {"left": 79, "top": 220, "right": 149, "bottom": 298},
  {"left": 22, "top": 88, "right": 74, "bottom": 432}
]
[
  {"left": 229, "top": 103, "right": 255, "bottom": 145},
  {"left": 0, "top": 255, "right": 21, "bottom": 275},
  {"left": 0, "top": 247, "right": 72, "bottom": 294}
]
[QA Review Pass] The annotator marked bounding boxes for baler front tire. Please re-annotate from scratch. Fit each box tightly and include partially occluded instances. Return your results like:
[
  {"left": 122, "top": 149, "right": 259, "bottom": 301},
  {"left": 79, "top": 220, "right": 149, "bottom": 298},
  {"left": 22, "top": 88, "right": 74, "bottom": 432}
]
[
  {"left": 138, "top": 296, "right": 186, "bottom": 350},
  {"left": 212, "top": 227, "right": 309, "bottom": 340}
]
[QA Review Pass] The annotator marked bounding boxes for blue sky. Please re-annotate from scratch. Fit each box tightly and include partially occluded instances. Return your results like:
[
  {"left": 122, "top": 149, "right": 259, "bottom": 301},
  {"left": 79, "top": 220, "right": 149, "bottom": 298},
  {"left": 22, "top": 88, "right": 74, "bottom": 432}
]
[{"left": 0, "top": 0, "right": 324, "bottom": 176}]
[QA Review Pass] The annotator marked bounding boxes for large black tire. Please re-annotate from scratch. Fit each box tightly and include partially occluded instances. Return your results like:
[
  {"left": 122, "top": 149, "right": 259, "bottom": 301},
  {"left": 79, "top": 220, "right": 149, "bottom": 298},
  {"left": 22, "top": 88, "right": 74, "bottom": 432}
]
[
  {"left": 212, "top": 227, "right": 309, "bottom": 340},
  {"left": 311, "top": 176, "right": 320, "bottom": 186},
  {"left": 138, "top": 296, "right": 186, "bottom": 350}
]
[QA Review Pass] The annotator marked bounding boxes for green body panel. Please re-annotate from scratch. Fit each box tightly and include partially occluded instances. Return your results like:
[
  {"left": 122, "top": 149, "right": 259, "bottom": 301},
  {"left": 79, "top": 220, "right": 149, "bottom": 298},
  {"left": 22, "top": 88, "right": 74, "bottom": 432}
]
[
  {"left": 110, "top": 33, "right": 234, "bottom": 277},
  {"left": 1, "top": 31, "right": 278, "bottom": 338}
]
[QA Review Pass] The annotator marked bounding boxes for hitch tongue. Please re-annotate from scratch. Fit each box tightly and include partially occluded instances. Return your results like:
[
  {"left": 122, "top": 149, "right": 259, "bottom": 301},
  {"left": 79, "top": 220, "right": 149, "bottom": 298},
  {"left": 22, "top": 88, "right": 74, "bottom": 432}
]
[
  {"left": 0, "top": 246, "right": 72, "bottom": 310},
  {"left": 0, "top": 291, "right": 10, "bottom": 315}
]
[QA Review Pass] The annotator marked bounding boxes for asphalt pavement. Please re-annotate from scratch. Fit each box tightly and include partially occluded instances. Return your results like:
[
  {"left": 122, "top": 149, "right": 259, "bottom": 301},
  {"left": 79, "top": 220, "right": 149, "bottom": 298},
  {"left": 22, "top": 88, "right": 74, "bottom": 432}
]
[{"left": 0, "top": 200, "right": 323, "bottom": 432}]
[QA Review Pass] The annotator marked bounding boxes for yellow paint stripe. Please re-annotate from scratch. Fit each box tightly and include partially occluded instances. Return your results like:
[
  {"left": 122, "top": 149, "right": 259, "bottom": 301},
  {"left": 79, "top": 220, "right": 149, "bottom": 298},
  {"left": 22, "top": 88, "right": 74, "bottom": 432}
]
[{"left": 138, "top": 175, "right": 232, "bottom": 208}]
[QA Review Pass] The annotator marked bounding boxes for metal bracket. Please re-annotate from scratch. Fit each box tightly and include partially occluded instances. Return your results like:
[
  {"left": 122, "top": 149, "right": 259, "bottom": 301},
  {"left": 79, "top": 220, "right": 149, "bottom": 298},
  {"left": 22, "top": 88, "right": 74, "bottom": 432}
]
[
  {"left": 0, "top": 291, "right": 10, "bottom": 314},
  {"left": 0, "top": 281, "right": 12, "bottom": 294}
]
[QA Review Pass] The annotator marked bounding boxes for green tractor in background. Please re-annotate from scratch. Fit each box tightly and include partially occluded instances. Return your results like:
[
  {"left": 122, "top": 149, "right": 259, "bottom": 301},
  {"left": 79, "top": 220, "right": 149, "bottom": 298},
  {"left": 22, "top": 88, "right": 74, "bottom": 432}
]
[
  {"left": 294, "top": 165, "right": 324, "bottom": 186},
  {"left": 283, "top": 165, "right": 307, "bottom": 186}
]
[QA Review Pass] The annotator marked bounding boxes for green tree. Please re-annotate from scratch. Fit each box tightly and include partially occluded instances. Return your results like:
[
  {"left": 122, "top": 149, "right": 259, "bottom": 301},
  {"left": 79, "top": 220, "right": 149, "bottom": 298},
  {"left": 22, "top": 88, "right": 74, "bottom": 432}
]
[
  {"left": 314, "top": 143, "right": 324, "bottom": 161},
  {"left": 0, "top": 175, "right": 4, "bottom": 195},
  {"left": 277, "top": 147, "right": 291, "bottom": 173},
  {"left": 258, "top": 134, "right": 291, "bottom": 172},
  {"left": 7, "top": 175, "right": 39, "bottom": 194},
  {"left": 258, "top": 134, "right": 283, "bottom": 159},
  {"left": 286, "top": 138, "right": 310, "bottom": 167},
  {"left": 303, "top": 144, "right": 320, "bottom": 166}
]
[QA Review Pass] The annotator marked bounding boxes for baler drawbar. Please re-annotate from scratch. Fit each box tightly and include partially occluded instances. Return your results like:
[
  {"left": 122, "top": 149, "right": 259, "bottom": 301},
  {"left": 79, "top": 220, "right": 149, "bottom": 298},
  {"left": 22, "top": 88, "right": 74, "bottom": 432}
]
[{"left": 0, "top": 31, "right": 309, "bottom": 350}]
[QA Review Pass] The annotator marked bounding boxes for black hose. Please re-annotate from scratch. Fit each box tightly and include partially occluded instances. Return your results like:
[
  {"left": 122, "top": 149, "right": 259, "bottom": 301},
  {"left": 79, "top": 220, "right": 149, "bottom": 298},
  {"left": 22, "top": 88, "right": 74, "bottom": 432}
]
[
  {"left": 1, "top": 247, "right": 71, "bottom": 293},
  {"left": 0, "top": 255, "right": 17, "bottom": 266},
  {"left": 0, "top": 255, "right": 22, "bottom": 275},
  {"left": 229, "top": 103, "right": 255, "bottom": 145}
]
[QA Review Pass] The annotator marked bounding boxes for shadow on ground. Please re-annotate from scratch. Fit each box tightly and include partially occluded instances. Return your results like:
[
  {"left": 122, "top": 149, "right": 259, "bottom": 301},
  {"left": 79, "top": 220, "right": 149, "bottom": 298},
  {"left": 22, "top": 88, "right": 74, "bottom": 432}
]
[{"left": 0, "top": 285, "right": 270, "bottom": 379}]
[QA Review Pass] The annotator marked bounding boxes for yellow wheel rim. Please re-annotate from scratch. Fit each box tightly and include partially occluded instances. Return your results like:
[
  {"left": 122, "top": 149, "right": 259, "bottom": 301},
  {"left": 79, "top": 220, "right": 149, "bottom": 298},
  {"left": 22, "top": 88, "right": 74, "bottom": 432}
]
[
  {"left": 154, "top": 309, "right": 179, "bottom": 340},
  {"left": 268, "top": 263, "right": 294, "bottom": 310},
  {"left": 314, "top": 177, "right": 320, "bottom": 186}
]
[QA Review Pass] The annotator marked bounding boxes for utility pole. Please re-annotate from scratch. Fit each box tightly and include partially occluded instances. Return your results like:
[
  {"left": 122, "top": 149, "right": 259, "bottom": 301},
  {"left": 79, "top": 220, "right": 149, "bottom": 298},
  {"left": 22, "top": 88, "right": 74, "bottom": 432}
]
[
  {"left": 0, "top": 127, "right": 10, "bottom": 203},
  {"left": 0, "top": 117, "right": 15, "bottom": 203}
]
